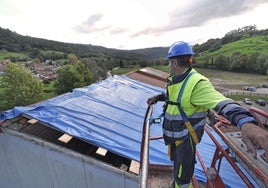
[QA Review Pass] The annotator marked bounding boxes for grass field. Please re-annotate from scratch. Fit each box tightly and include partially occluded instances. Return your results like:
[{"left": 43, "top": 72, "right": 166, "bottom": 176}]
[
  {"left": 195, "top": 35, "right": 268, "bottom": 62},
  {"left": 153, "top": 66, "right": 267, "bottom": 85},
  {"left": 111, "top": 65, "right": 267, "bottom": 85},
  {"left": 111, "top": 66, "right": 268, "bottom": 102},
  {"left": 196, "top": 68, "right": 268, "bottom": 85},
  {"left": 0, "top": 50, "right": 30, "bottom": 60}
]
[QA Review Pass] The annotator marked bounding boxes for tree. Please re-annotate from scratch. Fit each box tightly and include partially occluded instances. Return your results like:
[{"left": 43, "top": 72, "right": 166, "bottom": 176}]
[
  {"left": 229, "top": 52, "right": 241, "bottom": 71},
  {"left": 246, "top": 53, "right": 259, "bottom": 73},
  {"left": 83, "top": 58, "right": 107, "bottom": 81},
  {"left": 255, "top": 54, "right": 268, "bottom": 75},
  {"left": 214, "top": 55, "right": 229, "bottom": 70},
  {"left": 232, "top": 54, "right": 248, "bottom": 72},
  {"left": 54, "top": 62, "right": 94, "bottom": 95},
  {"left": 0, "top": 62, "right": 44, "bottom": 111},
  {"left": 67, "top": 53, "right": 78, "bottom": 64},
  {"left": 74, "top": 62, "right": 94, "bottom": 84}
]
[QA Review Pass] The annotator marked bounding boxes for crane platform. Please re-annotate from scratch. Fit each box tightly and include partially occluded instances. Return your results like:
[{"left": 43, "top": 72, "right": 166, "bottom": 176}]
[{"left": 140, "top": 105, "right": 268, "bottom": 188}]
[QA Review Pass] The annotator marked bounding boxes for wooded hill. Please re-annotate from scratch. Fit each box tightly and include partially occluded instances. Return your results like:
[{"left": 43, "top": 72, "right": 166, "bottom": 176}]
[
  {"left": 0, "top": 27, "right": 166, "bottom": 63},
  {"left": 193, "top": 26, "right": 268, "bottom": 74},
  {"left": 1, "top": 25, "right": 268, "bottom": 75}
]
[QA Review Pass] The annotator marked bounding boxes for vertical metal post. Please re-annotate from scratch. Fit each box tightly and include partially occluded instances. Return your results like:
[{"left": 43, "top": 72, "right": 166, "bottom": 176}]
[{"left": 139, "top": 105, "right": 153, "bottom": 188}]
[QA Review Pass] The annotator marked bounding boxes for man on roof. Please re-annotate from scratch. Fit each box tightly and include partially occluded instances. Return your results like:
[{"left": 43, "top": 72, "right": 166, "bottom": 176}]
[{"left": 147, "top": 41, "right": 268, "bottom": 188}]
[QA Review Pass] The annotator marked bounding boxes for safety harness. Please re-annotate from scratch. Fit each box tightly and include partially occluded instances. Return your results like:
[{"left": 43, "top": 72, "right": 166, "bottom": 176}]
[
  {"left": 176, "top": 72, "right": 199, "bottom": 145},
  {"left": 165, "top": 71, "right": 199, "bottom": 148}
]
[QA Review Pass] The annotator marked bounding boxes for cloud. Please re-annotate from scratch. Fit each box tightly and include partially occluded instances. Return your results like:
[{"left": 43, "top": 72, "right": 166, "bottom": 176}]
[
  {"left": 110, "top": 28, "right": 129, "bottom": 35},
  {"left": 75, "top": 14, "right": 130, "bottom": 36},
  {"left": 2, "top": 0, "right": 267, "bottom": 50},
  {"left": 132, "top": 0, "right": 268, "bottom": 38},
  {"left": 169, "top": 0, "right": 267, "bottom": 27},
  {"left": 74, "top": 14, "right": 110, "bottom": 33}
]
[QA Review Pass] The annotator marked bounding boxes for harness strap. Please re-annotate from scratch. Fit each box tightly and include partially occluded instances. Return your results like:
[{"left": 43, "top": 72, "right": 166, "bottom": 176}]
[{"left": 177, "top": 72, "right": 199, "bottom": 145}]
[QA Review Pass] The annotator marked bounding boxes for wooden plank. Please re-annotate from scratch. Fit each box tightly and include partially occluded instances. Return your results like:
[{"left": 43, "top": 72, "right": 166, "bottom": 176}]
[
  {"left": 120, "top": 163, "right": 128, "bottom": 171},
  {"left": 96, "top": 147, "right": 107, "bottom": 156},
  {"left": 58, "top": 133, "right": 73, "bottom": 143},
  {"left": 27, "top": 119, "right": 38, "bottom": 124},
  {"left": 129, "top": 160, "right": 140, "bottom": 175}
]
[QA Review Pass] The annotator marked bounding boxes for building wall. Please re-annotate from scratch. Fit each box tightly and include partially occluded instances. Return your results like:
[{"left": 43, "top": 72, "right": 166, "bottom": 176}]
[{"left": 0, "top": 129, "right": 138, "bottom": 188}]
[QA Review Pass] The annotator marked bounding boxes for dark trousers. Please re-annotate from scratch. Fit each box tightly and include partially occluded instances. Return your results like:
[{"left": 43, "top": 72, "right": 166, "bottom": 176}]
[{"left": 170, "top": 127, "right": 204, "bottom": 185}]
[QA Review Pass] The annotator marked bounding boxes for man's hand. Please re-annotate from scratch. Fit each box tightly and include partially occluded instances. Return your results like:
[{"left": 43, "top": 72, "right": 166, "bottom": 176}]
[
  {"left": 241, "top": 123, "right": 268, "bottom": 158},
  {"left": 147, "top": 95, "right": 160, "bottom": 105}
]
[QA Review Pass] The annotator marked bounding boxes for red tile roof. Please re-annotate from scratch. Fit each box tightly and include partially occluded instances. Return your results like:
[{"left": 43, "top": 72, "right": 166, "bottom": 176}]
[{"left": 125, "top": 67, "right": 169, "bottom": 89}]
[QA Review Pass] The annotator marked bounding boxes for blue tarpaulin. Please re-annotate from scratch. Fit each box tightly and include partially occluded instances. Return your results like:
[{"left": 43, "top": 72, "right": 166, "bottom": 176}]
[
  {"left": 1, "top": 75, "right": 169, "bottom": 165},
  {"left": 0, "top": 75, "right": 259, "bottom": 187}
]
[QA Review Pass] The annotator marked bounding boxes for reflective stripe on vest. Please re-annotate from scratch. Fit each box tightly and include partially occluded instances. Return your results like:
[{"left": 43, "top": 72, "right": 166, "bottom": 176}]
[
  {"left": 164, "top": 111, "right": 206, "bottom": 121},
  {"left": 163, "top": 118, "right": 206, "bottom": 139}
]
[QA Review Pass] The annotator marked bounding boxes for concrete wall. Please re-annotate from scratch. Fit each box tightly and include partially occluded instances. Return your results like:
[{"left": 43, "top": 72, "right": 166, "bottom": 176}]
[{"left": 0, "top": 129, "right": 139, "bottom": 188}]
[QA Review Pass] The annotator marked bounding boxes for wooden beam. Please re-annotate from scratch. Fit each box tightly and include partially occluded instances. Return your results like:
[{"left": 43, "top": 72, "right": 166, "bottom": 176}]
[
  {"left": 27, "top": 119, "right": 38, "bottom": 124},
  {"left": 120, "top": 163, "right": 128, "bottom": 171},
  {"left": 129, "top": 160, "right": 140, "bottom": 175},
  {"left": 58, "top": 133, "right": 73, "bottom": 143},
  {"left": 96, "top": 147, "right": 107, "bottom": 156}
]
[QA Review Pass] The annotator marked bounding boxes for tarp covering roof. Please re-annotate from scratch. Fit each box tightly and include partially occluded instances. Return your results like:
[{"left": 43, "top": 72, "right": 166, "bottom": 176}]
[
  {"left": 0, "top": 75, "right": 259, "bottom": 187},
  {"left": 0, "top": 75, "right": 169, "bottom": 165}
]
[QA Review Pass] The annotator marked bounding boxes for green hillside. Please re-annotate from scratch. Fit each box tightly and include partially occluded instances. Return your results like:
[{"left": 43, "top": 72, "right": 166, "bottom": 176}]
[
  {"left": 196, "top": 35, "right": 268, "bottom": 62},
  {"left": 1, "top": 26, "right": 268, "bottom": 111},
  {"left": 0, "top": 25, "right": 268, "bottom": 75}
]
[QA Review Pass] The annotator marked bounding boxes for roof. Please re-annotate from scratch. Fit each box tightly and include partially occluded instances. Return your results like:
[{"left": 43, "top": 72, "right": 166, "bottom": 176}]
[
  {"left": 0, "top": 74, "right": 170, "bottom": 165},
  {"left": 126, "top": 67, "right": 168, "bottom": 88}
]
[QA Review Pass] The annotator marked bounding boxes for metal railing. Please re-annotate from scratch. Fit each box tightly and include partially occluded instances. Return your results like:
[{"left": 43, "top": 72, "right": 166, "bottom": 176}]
[
  {"left": 138, "top": 104, "right": 268, "bottom": 188},
  {"left": 139, "top": 104, "right": 153, "bottom": 188}
]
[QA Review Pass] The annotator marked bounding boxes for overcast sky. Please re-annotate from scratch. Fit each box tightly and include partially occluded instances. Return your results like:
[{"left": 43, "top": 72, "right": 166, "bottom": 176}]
[{"left": 1, "top": 0, "right": 268, "bottom": 50}]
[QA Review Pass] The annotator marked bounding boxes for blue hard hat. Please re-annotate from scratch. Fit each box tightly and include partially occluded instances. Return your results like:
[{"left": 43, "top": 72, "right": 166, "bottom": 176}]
[{"left": 166, "top": 41, "right": 194, "bottom": 59}]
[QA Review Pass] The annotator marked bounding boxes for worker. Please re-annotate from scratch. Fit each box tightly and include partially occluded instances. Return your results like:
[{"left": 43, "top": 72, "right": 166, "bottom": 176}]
[{"left": 147, "top": 41, "right": 268, "bottom": 188}]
